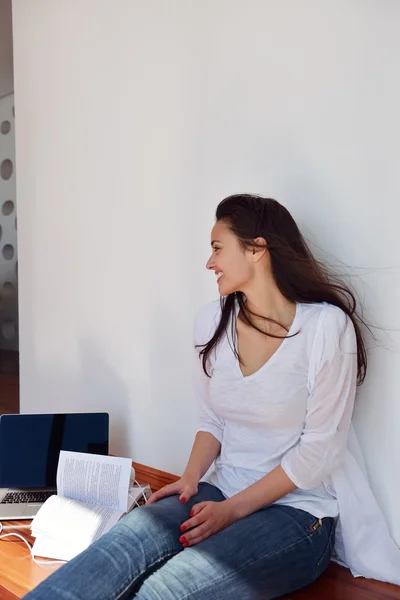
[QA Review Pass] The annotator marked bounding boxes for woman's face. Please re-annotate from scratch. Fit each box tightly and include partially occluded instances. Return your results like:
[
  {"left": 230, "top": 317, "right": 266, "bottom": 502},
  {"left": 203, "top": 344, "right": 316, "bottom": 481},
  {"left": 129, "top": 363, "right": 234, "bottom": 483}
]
[{"left": 206, "top": 220, "right": 255, "bottom": 296}]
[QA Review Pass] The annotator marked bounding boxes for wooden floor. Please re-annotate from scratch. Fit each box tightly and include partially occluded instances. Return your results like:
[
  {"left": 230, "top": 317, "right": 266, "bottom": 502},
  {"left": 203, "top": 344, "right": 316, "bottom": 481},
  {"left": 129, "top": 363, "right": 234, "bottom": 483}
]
[
  {"left": 0, "top": 350, "right": 19, "bottom": 415},
  {"left": 0, "top": 353, "right": 399, "bottom": 599},
  {"left": 284, "top": 563, "right": 400, "bottom": 599}
]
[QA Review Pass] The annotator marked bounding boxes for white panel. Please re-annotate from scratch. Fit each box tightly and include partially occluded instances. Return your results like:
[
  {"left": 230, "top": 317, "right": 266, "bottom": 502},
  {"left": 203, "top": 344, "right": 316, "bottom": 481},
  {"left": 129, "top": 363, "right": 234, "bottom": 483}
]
[
  {"left": 0, "top": 93, "right": 18, "bottom": 350},
  {"left": 0, "top": 0, "right": 14, "bottom": 98}
]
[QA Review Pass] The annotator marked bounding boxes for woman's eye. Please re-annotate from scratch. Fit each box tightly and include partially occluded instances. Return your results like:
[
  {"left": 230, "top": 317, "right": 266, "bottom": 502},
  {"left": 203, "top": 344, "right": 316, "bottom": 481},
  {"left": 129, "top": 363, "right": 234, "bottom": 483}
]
[{"left": 213, "top": 247, "right": 220, "bottom": 252}]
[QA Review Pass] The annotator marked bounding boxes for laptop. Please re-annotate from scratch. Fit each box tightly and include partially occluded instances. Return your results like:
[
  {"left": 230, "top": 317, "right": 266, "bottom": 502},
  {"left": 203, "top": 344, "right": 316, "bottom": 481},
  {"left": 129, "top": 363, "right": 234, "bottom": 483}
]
[{"left": 0, "top": 412, "right": 109, "bottom": 520}]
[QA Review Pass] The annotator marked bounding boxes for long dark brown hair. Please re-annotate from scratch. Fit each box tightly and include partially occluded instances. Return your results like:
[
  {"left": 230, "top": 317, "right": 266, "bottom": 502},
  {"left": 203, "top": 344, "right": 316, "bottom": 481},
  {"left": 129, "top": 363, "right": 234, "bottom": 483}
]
[{"left": 199, "top": 194, "right": 368, "bottom": 385}]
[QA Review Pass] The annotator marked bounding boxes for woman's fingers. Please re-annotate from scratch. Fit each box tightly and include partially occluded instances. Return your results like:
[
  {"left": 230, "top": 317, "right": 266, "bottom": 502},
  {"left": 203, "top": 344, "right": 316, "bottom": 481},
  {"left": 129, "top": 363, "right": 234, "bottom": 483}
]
[
  {"left": 180, "top": 523, "right": 209, "bottom": 546},
  {"left": 178, "top": 485, "right": 197, "bottom": 504},
  {"left": 146, "top": 480, "right": 199, "bottom": 506},
  {"left": 180, "top": 502, "right": 207, "bottom": 530},
  {"left": 190, "top": 501, "right": 207, "bottom": 515},
  {"left": 146, "top": 483, "right": 179, "bottom": 504},
  {"left": 180, "top": 512, "right": 205, "bottom": 533}
]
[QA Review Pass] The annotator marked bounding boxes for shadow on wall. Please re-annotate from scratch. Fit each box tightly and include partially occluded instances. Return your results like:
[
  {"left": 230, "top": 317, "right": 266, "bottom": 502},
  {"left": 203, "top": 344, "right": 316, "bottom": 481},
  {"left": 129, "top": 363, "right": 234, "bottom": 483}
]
[
  {"left": 30, "top": 341, "right": 134, "bottom": 458},
  {"left": 147, "top": 295, "right": 197, "bottom": 473},
  {"left": 78, "top": 340, "right": 133, "bottom": 458}
]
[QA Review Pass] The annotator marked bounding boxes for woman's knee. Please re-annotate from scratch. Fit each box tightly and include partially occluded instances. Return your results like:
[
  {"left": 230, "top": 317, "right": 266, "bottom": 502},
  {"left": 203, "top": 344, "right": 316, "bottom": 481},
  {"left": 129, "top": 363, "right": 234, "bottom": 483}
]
[
  {"left": 114, "top": 484, "right": 223, "bottom": 550},
  {"left": 116, "top": 498, "right": 184, "bottom": 546}
]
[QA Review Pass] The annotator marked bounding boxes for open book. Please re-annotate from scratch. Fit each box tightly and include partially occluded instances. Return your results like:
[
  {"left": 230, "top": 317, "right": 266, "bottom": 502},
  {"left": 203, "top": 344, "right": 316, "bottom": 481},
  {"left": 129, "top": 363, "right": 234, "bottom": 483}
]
[{"left": 31, "top": 451, "right": 149, "bottom": 561}]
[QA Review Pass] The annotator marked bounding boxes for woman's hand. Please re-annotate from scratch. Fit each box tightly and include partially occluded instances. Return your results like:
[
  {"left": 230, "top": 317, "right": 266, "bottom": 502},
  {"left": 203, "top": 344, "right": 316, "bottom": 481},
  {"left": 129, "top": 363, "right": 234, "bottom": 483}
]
[
  {"left": 146, "top": 475, "right": 199, "bottom": 505},
  {"left": 178, "top": 500, "right": 236, "bottom": 547}
]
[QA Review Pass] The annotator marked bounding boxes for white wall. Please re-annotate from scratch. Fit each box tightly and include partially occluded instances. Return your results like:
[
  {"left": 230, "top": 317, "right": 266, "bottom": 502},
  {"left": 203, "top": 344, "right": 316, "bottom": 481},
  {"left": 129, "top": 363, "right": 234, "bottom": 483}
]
[
  {"left": 0, "top": 0, "right": 13, "bottom": 98},
  {"left": 12, "top": 0, "right": 400, "bottom": 542}
]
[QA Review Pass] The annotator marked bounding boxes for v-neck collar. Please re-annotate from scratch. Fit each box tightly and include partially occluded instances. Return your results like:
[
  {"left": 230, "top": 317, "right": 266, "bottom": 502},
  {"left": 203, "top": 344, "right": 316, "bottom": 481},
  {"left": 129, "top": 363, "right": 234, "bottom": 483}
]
[{"left": 233, "top": 301, "right": 301, "bottom": 381}]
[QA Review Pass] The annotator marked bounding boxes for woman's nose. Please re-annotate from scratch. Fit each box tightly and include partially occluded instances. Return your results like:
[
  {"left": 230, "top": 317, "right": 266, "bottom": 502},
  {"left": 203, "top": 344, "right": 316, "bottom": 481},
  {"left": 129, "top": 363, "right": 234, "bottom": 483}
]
[{"left": 206, "top": 255, "right": 214, "bottom": 270}]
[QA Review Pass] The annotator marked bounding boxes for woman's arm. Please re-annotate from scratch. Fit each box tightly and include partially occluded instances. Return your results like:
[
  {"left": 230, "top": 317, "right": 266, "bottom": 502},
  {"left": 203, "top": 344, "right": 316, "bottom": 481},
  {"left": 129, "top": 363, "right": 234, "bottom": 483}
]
[
  {"left": 183, "top": 431, "right": 221, "bottom": 481},
  {"left": 147, "top": 431, "right": 220, "bottom": 504},
  {"left": 225, "top": 465, "right": 296, "bottom": 520}
]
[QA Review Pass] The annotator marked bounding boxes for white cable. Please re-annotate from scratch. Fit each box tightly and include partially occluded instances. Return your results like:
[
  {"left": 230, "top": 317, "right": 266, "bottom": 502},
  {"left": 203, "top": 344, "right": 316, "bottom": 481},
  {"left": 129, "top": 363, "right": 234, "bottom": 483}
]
[
  {"left": 134, "top": 479, "right": 150, "bottom": 505},
  {"left": 0, "top": 521, "right": 66, "bottom": 566}
]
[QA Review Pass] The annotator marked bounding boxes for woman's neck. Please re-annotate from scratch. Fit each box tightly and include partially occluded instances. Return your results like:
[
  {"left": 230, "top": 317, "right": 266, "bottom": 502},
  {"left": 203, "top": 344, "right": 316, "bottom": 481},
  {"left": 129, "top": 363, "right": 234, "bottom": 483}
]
[{"left": 240, "top": 278, "right": 296, "bottom": 328}]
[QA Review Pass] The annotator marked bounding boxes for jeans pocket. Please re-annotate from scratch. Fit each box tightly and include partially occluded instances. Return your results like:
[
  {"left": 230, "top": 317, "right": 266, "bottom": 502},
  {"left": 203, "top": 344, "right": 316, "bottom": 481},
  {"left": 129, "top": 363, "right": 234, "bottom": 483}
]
[{"left": 313, "top": 519, "right": 336, "bottom": 580}]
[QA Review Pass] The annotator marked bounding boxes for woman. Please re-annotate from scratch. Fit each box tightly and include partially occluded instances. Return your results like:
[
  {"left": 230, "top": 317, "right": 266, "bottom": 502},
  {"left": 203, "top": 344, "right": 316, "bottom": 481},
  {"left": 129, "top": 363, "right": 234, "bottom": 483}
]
[{"left": 26, "top": 195, "right": 400, "bottom": 599}]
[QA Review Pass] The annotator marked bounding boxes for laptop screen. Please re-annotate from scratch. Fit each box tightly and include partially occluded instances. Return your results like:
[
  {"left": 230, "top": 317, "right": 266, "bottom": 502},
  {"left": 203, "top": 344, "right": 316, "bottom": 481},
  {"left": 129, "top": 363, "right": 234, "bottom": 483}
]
[{"left": 0, "top": 413, "right": 109, "bottom": 489}]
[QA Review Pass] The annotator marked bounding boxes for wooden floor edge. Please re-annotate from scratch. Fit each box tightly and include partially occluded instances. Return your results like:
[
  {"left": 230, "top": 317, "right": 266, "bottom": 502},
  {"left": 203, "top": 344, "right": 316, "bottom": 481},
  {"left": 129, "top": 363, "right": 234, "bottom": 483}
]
[
  {"left": 0, "top": 586, "right": 20, "bottom": 600},
  {"left": 132, "top": 461, "right": 180, "bottom": 492}
]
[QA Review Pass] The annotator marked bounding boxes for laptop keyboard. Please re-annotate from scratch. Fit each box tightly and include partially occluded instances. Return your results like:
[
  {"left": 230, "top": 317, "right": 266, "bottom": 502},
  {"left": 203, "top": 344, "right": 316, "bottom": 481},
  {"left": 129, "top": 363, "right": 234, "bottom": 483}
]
[{"left": 1, "top": 490, "right": 56, "bottom": 504}]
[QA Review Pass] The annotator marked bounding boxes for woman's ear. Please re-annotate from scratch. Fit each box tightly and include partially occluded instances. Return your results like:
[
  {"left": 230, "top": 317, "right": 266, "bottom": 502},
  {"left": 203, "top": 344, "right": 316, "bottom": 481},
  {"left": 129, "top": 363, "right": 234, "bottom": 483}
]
[{"left": 252, "top": 237, "right": 267, "bottom": 261}]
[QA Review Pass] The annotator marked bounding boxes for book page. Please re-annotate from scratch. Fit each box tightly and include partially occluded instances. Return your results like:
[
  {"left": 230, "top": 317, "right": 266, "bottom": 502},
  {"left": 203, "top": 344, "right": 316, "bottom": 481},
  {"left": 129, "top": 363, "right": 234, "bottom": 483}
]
[
  {"left": 32, "top": 534, "right": 88, "bottom": 562},
  {"left": 31, "top": 495, "right": 123, "bottom": 561},
  {"left": 57, "top": 451, "right": 132, "bottom": 512}
]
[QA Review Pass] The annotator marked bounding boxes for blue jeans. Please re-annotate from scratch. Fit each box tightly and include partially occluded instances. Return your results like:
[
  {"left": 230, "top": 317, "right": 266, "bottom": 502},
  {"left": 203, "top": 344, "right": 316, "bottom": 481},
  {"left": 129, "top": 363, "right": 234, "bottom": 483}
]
[{"left": 24, "top": 483, "right": 335, "bottom": 600}]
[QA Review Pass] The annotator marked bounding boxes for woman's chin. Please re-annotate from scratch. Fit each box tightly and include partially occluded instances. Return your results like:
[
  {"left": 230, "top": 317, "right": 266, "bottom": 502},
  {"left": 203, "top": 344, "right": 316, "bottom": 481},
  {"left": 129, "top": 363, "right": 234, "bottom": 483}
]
[
  {"left": 217, "top": 280, "right": 225, "bottom": 295},
  {"left": 218, "top": 280, "right": 236, "bottom": 296}
]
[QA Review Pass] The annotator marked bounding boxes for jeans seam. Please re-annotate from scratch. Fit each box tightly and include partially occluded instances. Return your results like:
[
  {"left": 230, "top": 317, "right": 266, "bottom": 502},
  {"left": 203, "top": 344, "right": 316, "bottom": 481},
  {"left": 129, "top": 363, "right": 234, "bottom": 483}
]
[
  {"left": 312, "top": 521, "right": 336, "bottom": 581},
  {"left": 177, "top": 534, "right": 312, "bottom": 600},
  {"left": 273, "top": 506, "right": 320, "bottom": 539},
  {"left": 113, "top": 550, "right": 179, "bottom": 600}
]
